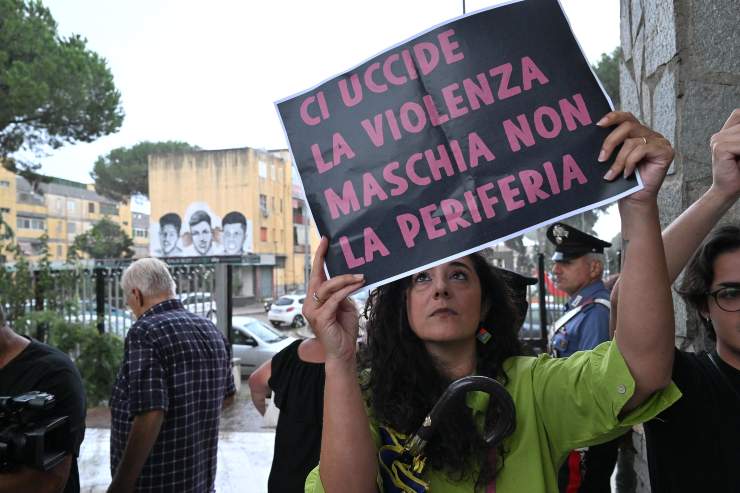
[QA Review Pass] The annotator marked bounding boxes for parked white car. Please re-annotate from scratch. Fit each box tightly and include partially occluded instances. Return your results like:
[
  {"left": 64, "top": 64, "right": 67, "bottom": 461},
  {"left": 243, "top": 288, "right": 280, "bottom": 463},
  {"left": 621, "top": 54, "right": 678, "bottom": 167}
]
[
  {"left": 230, "top": 316, "right": 296, "bottom": 375},
  {"left": 267, "top": 294, "right": 306, "bottom": 328},
  {"left": 179, "top": 292, "right": 217, "bottom": 321}
]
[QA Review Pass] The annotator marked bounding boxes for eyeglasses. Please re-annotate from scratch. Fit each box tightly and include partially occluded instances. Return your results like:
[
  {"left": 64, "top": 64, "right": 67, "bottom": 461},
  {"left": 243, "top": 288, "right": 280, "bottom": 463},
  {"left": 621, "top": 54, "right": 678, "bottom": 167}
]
[{"left": 707, "top": 287, "right": 740, "bottom": 312}]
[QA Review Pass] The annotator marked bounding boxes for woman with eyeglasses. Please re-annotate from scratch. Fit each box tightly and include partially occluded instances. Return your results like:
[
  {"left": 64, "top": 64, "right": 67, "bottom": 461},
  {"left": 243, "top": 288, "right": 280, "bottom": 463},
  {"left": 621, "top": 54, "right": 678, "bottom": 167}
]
[{"left": 612, "top": 108, "right": 740, "bottom": 493}]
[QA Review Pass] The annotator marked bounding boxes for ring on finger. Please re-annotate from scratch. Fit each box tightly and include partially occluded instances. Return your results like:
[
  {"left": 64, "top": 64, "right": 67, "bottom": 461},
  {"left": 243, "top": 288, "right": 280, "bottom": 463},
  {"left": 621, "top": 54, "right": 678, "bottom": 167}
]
[
  {"left": 312, "top": 291, "right": 324, "bottom": 306},
  {"left": 641, "top": 136, "right": 648, "bottom": 145}
]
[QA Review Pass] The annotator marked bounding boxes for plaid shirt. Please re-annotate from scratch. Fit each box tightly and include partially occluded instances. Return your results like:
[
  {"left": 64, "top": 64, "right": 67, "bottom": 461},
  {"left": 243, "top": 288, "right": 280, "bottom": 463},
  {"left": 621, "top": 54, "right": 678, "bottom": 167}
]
[{"left": 110, "top": 299, "right": 235, "bottom": 492}]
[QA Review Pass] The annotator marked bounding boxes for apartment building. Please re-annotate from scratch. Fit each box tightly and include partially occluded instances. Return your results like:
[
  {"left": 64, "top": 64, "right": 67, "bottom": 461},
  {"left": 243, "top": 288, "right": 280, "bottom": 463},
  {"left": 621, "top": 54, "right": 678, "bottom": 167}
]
[{"left": 148, "top": 147, "right": 318, "bottom": 302}]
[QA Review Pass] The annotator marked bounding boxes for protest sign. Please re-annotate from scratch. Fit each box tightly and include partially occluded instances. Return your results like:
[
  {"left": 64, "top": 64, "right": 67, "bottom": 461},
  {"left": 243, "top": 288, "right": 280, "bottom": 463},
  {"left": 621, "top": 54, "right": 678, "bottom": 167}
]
[{"left": 276, "top": 0, "right": 640, "bottom": 288}]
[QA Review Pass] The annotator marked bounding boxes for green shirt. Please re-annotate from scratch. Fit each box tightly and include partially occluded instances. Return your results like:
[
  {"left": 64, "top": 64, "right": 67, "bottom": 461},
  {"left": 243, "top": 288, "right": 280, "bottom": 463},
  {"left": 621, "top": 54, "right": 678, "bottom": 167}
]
[{"left": 305, "top": 341, "right": 681, "bottom": 492}]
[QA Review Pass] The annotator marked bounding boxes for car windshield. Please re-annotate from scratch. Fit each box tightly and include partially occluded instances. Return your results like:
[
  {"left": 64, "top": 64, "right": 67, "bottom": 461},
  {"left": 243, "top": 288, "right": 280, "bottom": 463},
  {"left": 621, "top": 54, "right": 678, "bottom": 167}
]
[
  {"left": 242, "top": 320, "right": 286, "bottom": 343},
  {"left": 274, "top": 297, "right": 295, "bottom": 306}
]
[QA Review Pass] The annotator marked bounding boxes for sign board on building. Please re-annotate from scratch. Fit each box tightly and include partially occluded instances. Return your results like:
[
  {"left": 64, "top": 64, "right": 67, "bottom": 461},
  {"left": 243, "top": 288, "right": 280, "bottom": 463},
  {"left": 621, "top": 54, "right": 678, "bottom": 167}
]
[{"left": 149, "top": 201, "right": 255, "bottom": 258}]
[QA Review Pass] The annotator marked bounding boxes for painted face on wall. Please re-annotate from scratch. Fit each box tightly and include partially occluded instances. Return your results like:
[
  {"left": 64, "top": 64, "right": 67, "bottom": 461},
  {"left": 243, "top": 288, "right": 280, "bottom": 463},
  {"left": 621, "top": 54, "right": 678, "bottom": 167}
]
[
  {"left": 159, "top": 224, "right": 179, "bottom": 255},
  {"left": 222, "top": 223, "right": 245, "bottom": 255},
  {"left": 190, "top": 220, "right": 213, "bottom": 255}
]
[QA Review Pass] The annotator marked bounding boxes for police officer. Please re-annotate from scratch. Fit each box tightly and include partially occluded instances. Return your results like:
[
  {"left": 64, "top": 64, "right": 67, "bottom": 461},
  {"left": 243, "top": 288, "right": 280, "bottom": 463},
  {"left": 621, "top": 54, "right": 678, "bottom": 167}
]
[
  {"left": 548, "top": 222, "right": 611, "bottom": 358},
  {"left": 546, "top": 222, "right": 618, "bottom": 493}
]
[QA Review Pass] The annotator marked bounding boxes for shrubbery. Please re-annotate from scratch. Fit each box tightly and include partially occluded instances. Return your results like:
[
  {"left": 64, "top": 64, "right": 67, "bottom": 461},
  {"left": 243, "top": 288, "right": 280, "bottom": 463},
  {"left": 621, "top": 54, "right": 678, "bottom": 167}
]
[{"left": 15, "top": 311, "right": 124, "bottom": 407}]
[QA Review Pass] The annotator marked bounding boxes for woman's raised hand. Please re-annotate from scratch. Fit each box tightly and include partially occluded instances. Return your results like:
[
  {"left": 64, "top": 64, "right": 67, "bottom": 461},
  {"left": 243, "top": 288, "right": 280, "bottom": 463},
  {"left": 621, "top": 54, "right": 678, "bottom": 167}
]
[
  {"left": 302, "top": 237, "right": 365, "bottom": 364},
  {"left": 597, "top": 111, "right": 674, "bottom": 204}
]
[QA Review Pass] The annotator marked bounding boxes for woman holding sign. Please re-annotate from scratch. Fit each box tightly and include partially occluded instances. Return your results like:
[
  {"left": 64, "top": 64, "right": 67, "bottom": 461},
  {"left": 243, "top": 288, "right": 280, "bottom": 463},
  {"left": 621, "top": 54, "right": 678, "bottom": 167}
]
[{"left": 303, "top": 112, "right": 680, "bottom": 493}]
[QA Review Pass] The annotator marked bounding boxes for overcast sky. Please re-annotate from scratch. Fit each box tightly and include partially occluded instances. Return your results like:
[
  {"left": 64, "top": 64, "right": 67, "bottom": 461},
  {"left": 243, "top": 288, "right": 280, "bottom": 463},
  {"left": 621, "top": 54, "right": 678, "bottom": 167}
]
[{"left": 37, "top": 0, "right": 619, "bottom": 181}]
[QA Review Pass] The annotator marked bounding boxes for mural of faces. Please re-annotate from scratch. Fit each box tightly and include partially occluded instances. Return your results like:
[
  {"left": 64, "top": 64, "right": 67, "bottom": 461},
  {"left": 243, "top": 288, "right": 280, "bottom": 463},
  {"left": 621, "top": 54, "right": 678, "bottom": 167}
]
[{"left": 150, "top": 205, "right": 252, "bottom": 258}]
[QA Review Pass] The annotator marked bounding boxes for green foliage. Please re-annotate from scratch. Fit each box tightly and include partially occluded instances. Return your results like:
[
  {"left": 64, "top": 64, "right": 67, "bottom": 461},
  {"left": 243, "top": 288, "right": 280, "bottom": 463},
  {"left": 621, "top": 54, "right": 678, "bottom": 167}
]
[
  {"left": 15, "top": 309, "right": 85, "bottom": 354},
  {"left": 91, "top": 141, "right": 199, "bottom": 201},
  {"left": 1, "top": 243, "right": 34, "bottom": 319},
  {"left": 592, "top": 47, "right": 621, "bottom": 109},
  {"left": 16, "top": 309, "right": 124, "bottom": 406},
  {"left": 77, "top": 331, "right": 124, "bottom": 406},
  {"left": 0, "top": 0, "right": 123, "bottom": 180},
  {"left": 70, "top": 217, "right": 134, "bottom": 259}
]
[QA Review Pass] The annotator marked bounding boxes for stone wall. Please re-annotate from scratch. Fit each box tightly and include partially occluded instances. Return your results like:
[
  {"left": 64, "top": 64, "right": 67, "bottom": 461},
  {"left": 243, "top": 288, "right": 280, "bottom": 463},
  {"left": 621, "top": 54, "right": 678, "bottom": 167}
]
[{"left": 619, "top": 1, "right": 740, "bottom": 490}]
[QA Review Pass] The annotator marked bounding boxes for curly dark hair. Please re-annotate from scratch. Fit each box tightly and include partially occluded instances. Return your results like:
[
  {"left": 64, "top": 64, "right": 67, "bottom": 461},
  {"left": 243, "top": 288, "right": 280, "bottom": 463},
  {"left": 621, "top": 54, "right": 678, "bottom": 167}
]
[
  {"left": 359, "top": 253, "right": 523, "bottom": 490},
  {"left": 676, "top": 225, "right": 740, "bottom": 340}
]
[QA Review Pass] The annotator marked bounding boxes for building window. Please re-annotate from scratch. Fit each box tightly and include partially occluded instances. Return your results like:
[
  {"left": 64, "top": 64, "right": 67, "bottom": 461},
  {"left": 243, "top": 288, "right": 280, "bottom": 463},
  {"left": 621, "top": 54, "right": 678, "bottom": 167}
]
[
  {"left": 16, "top": 216, "right": 45, "bottom": 230},
  {"left": 258, "top": 160, "right": 267, "bottom": 178},
  {"left": 56, "top": 198, "right": 63, "bottom": 212},
  {"left": 280, "top": 199, "right": 283, "bottom": 212},
  {"left": 259, "top": 194, "right": 268, "bottom": 217},
  {"left": 67, "top": 222, "right": 77, "bottom": 234},
  {"left": 134, "top": 228, "right": 148, "bottom": 238},
  {"left": 88, "top": 202, "right": 95, "bottom": 213},
  {"left": 0, "top": 180, "right": 9, "bottom": 188},
  {"left": 67, "top": 200, "right": 76, "bottom": 212},
  {"left": 0, "top": 207, "right": 10, "bottom": 214},
  {"left": 271, "top": 164, "right": 276, "bottom": 181},
  {"left": 100, "top": 203, "right": 118, "bottom": 215},
  {"left": 260, "top": 227, "right": 268, "bottom": 242},
  {"left": 56, "top": 222, "right": 62, "bottom": 233},
  {"left": 56, "top": 245, "right": 62, "bottom": 257}
]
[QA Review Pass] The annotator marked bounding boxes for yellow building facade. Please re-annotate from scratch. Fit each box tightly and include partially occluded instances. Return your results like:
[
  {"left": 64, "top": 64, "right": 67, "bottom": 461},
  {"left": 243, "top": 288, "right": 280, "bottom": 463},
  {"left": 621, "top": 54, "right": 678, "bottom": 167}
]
[
  {"left": 149, "top": 147, "right": 317, "bottom": 301},
  {"left": 0, "top": 167, "right": 17, "bottom": 261},
  {"left": 2, "top": 170, "right": 139, "bottom": 262}
]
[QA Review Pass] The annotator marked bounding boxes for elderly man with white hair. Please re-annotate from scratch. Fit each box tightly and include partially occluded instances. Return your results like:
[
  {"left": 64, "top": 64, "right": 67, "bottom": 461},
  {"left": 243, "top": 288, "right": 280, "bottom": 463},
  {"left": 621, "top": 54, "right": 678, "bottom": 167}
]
[{"left": 108, "top": 258, "right": 235, "bottom": 493}]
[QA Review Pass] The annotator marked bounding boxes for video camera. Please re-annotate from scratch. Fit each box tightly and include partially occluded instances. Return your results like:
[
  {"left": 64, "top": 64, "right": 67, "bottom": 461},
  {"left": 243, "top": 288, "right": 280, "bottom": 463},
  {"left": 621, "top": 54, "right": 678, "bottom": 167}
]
[{"left": 0, "top": 391, "right": 70, "bottom": 472}]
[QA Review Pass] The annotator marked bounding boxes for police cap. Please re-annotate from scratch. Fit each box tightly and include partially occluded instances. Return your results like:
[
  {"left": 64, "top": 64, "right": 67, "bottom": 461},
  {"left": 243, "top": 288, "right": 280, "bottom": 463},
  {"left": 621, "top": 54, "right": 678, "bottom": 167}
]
[
  {"left": 494, "top": 267, "right": 537, "bottom": 295},
  {"left": 547, "top": 222, "right": 611, "bottom": 262},
  {"left": 493, "top": 266, "right": 537, "bottom": 323}
]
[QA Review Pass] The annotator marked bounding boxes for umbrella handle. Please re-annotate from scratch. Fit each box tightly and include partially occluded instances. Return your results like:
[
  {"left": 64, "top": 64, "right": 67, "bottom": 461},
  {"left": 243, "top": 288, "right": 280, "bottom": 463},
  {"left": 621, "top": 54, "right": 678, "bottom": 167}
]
[{"left": 405, "top": 375, "right": 516, "bottom": 457}]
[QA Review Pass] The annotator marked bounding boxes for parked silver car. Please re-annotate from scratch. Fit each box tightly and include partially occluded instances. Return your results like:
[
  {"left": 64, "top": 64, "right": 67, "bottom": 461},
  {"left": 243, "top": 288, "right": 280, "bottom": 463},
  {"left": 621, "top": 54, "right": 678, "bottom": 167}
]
[{"left": 230, "top": 316, "right": 296, "bottom": 375}]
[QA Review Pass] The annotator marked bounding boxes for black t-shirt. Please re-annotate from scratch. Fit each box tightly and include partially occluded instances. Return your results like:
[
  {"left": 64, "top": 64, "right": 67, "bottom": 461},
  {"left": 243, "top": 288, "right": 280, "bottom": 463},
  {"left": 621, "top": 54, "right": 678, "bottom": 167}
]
[
  {"left": 645, "top": 349, "right": 740, "bottom": 493},
  {"left": 267, "top": 339, "right": 325, "bottom": 493},
  {"left": 0, "top": 338, "right": 86, "bottom": 493}
]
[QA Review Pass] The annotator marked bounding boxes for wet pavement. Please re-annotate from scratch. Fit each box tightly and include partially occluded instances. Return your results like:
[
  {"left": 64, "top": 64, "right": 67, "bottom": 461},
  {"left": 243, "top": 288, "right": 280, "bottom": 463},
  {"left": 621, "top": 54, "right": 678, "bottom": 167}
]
[{"left": 80, "top": 381, "right": 281, "bottom": 492}]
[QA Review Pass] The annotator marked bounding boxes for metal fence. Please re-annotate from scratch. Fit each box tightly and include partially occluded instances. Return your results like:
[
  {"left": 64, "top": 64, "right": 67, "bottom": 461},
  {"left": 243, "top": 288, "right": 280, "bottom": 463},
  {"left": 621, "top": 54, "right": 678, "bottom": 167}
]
[{"left": 1, "top": 262, "right": 217, "bottom": 338}]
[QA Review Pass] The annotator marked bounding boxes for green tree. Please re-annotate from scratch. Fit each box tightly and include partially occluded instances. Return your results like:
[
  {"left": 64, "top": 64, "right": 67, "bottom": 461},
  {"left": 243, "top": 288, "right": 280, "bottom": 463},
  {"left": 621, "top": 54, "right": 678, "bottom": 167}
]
[
  {"left": 592, "top": 47, "right": 621, "bottom": 109},
  {"left": 0, "top": 0, "right": 123, "bottom": 182},
  {"left": 1, "top": 243, "right": 33, "bottom": 320},
  {"left": 70, "top": 217, "right": 134, "bottom": 259},
  {"left": 91, "top": 141, "right": 199, "bottom": 201}
]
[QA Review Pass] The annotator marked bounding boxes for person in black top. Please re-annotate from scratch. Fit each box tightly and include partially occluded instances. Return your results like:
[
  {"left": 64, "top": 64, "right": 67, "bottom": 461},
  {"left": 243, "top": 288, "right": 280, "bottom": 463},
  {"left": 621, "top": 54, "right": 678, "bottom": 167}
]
[
  {"left": 645, "top": 224, "right": 740, "bottom": 492},
  {"left": 248, "top": 338, "right": 325, "bottom": 493},
  {"left": 617, "top": 108, "right": 740, "bottom": 492},
  {"left": 0, "top": 305, "right": 86, "bottom": 493}
]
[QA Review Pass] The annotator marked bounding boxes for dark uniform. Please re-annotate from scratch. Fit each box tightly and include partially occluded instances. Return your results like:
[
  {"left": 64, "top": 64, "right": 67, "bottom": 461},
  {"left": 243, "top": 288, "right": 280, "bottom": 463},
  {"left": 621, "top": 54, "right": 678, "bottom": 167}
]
[{"left": 546, "top": 223, "right": 620, "bottom": 493}]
